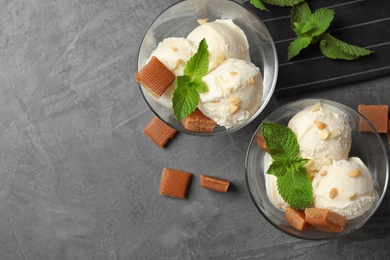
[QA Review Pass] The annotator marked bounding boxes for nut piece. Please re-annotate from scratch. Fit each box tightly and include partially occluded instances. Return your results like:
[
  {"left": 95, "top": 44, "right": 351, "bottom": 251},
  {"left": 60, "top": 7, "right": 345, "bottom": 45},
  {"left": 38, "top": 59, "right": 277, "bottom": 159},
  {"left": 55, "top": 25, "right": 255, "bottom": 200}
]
[
  {"left": 228, "top": 97, "right": 241, "bottom": 106},
  {"left": 229, "top": 71, "right": 238, "bottom": 76},
  {"left": 329, "top": 128, "right": 341, "bottom": 139},
  {"left": 320, "top": 129, "right": 330, "bottom": 140},
  {"left": 329, "top": 188, "right": 338, "bottom": 199},
  {"left": 348, "top": 169, "right": 361, "bottom": 178},
  {"left": 170, "top": 47, "right": 178, "bottom": 52},
  {"left": 215, "top": 54, "right": 226, "bottom": 66},
  {"left": 197, "top": 18, "right": 209, "bottom": 24},
  {"left": 229, "top": 105, "right": 239, "bottom": 115},
  {"left": 349, "top": 193, "right": 357, "bottom": 201},
  {"left": 313, "top": 120, "right": 327, "bottom": 130},
  {"left": 249, "top": 77, "right": 255, "bottom": 85},
  {"left": 322, "top": 158, "right": 332, "bottom": 166},
  {"left": 311, "top": 102, "right": 322, "bottom": 112}
]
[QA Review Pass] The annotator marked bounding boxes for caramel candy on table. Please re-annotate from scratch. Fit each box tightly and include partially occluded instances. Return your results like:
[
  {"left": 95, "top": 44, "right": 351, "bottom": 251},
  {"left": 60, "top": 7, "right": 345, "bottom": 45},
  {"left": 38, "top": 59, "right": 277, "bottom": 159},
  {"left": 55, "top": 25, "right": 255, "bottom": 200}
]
[
  {"left": 284, "top": 206, "right": 316, "bottom": 231},
  {"left": 159, "top": 168, "right": 192, "bottom": 199},
  {"left": 181, "top": 109, "right": 217, "bottom": 133},
  {"left": 304, "top": 208, "right": 348, "bottom": 233},
  {"left": 358, "top": 104, "right": 388, "bottom": 133},
  {"left": 135, "top": 56, "right": 175, "bottom": 98},
  {"left": 144, "top": 116, "right": 177, "bottom": 148},
  {"left": 200, "top": 174, "right": 230, "bottom": 192}
]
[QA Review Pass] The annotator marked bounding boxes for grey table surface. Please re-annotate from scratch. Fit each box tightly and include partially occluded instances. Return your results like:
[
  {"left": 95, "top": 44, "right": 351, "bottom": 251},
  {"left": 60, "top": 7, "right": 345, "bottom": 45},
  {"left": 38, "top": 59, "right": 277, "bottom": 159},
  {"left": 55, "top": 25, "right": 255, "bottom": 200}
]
[{"left": 1, "top": 0, "right": 389, "bottom": 259}]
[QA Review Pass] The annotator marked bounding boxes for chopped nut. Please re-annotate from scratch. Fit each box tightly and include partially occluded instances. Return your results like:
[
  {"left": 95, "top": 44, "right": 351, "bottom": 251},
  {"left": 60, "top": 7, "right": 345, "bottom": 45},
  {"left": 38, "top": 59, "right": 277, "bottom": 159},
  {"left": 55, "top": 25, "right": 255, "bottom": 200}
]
[
  {"left": 215, "top": 54, "right": 226, "bottom": 66},
  {"left": 249, "top": 77, "right": 255, "bottom": 85},
  {"left": 320, "top": 170, "right": 327, "bottom": 176},
  {"left": 170, "top": 47, "right": 178, "bottom": 52},
  {"left": 313, "top": 120, "right": 327, "bottom": 130},
  {"left": 329, "top": 128, "right": 341, "bottom": 139},
  {"left": 228, "top": 97, "right": 241, "bottom": 106},
  {"left": 229, "top": 105, "right": 239, "bottom": 115},
  {"left": 229, "top": 71, "right": 239, "bottom": 76},
  {"left": 311, "top": 102, "right": 322, "bottom": 112},
  {"left": 348, "top": 169, "right": 361, "bottom": 178},
  {"left": 349, "top": 193, "right": 357, "bottom": 201},
  {"left": 320, "top": 129, "right": 330, "bottom": 140},
  {"left": 329, "top": 188, "right": 338, "bottom": 199},
  {"left": 197, "top": 18, "right": 208, "bottom": 24},
  {"left": 304, "top": 159, "right": 314, "bottom": 168},
  {"left": 322, "top": 158, "right": 332, "bottom": 166}
]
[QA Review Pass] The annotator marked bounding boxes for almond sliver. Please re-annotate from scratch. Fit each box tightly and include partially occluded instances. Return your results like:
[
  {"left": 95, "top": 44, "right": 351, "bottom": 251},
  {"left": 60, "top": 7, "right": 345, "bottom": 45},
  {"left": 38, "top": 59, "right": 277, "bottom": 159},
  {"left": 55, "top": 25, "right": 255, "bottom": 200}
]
[{"left": 135, "top": 56, "right": 175, "bottom": 98}]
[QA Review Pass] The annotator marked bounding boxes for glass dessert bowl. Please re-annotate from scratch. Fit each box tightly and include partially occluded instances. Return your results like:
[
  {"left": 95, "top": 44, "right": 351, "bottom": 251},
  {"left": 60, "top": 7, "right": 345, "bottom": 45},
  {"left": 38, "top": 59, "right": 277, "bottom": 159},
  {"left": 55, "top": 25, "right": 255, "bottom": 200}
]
[
  {"left": 245, "top": 99, "right": 389, "bottom": 240},
  {"left": 136, "top": 0, "right": 278, "bottom": 136}
]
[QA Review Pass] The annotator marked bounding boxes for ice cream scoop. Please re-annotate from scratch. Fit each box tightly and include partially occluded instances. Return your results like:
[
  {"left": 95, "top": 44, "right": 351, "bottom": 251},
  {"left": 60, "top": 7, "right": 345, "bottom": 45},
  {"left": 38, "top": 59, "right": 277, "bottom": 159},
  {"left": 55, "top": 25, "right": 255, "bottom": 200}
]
[
  {"left": 198, "top": 58, "right": 263, "bottom": 129},
  {"left": 187, "top": 19, "right": 250, "bottom": 72},
  {"left": 288, "top": 102, "right": 352, "bottom": 161},
  {"left": 312, "top": 157, "right": 375, "bottom": 220}
]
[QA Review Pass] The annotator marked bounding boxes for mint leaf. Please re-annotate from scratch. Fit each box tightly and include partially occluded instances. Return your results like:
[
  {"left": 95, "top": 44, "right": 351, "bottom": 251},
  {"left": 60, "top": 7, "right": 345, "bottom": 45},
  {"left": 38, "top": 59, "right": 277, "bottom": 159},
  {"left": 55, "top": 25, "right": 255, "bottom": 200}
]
[
  {"left": 320, "top": 33, "right": 373, "bottom": 60},
  {"left": 261, "top": 122, "right": 300, "bottom": 160},
  {"left": 291, "top": 2, "right": 312, "bottom": 35},
  {"left": 250, "top": 0, "right": 268, "bottom": 11},
  {"left": 173, "top": 75, "right": 199, "bottom": 121},
  {"left": 288, "top": 36, "right": 312, "bottom": 60},
  {"left": 172, "top": 38, "right": 209, "bottom": 121},
  {"left": 262, "top": 0, "right": 305, "bottom": 7},
  {"left": 277, "top": 162, "right": 313, "bottom": 209},
  {"left": 261, "top": 121, "right": 312, "bottom": 209},
  {"left": 309, "top": 8, "right": 334, "bottom": 37},
  {"left": 184, "top": 38, "right": 209, "bottom": 81}
]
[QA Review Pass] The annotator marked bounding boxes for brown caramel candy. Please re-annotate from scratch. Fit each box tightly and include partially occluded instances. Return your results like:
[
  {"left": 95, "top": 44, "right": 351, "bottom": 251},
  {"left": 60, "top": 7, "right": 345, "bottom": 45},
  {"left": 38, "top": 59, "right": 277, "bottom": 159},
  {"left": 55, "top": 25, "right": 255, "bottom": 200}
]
[
  {"left": 200, "top": 174, "right": 230, "bottom": 192},
  {"left": 181, "top": 109, "right": 216, "bottom": 133},
  {"left": 144, "top": 116, "right": 176, "bottom": 148},
  {"left": 135, "top": 56, "right": 175, "bottom": 98},
  {"left": 304, "top": 208, "right": 348, "bottom": 233},
  {"left": 284, "top": 206, "right": 316, "bottom": 231},
  {"left": 358, "top": 105, "right": 388, "bottom": 133},
  {"left": 159, "top": 168, "right": 192, "bottom": 199},
  {"left": 256, "top": 132, "right": 268, "bottom": 152},
  {"left": 387, "top": 118, "right": 390, "bottom": 144}
]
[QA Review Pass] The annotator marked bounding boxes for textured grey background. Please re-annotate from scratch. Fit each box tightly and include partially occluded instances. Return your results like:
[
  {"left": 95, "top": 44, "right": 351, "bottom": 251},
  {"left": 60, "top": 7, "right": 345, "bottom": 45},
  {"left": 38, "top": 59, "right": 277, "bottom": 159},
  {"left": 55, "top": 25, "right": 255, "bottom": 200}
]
[{"left": 0, "top": 0, "right": 389, "bottom": 259}]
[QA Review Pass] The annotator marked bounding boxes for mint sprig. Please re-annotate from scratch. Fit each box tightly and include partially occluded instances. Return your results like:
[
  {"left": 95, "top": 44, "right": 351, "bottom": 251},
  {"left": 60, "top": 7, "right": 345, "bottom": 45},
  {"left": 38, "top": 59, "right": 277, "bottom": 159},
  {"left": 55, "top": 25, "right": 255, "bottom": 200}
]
[
  {"left": 289, "top": 2, "right": 372, "bottom": 60},
  {"left": 250, "top": 0, "right": 305, "bottom": 11},
  {"left": 172, "top": 38, "right": 209, "bottom": 121},
  {"left": 261, "top": 122, "right": 313, "bottom": 209}
]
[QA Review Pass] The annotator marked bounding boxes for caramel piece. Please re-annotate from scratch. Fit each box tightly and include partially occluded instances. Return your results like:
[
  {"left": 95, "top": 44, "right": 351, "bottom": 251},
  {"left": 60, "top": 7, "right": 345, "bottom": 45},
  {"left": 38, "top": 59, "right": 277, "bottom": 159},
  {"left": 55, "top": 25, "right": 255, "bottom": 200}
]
[
  {"left": 256, "top": 132, "right": 269, "bottom": 153},
  {"left": 135, "top": 56, "right": 175, "bottom": 98},
  {"left": 304, "top": 208, "right": 348, "bottom": 233},
  {"left": 387, "top": 118, "right": 390, "bottom": 144},
  {"left": 144, "top": 116, "right": 176, "bottom": 148},
  {"left": 159, "top": 168, "right": 192, "bottom": 199},
  {"left": 284, "top": 206, "right": 316, "bottom": 231},
  {"left": 200, "top": 174, "right": 230, "bottom": 192},
  {"left": 358, "top": 105, "right": 388, "bottom": 133},
  {"left": 181, "top": 109, "right": 216, "bottom": 133}
]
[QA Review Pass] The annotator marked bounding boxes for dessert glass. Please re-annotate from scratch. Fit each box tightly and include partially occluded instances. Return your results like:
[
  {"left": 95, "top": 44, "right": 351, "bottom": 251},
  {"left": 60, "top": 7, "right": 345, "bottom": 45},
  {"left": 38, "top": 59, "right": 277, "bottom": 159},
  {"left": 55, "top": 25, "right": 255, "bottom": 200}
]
[
  {"left": 245, "top": 99, "right": 389, "bottom": 240},
  {"left": 137, "top": 0, "right": 278, "bottom": 135}
]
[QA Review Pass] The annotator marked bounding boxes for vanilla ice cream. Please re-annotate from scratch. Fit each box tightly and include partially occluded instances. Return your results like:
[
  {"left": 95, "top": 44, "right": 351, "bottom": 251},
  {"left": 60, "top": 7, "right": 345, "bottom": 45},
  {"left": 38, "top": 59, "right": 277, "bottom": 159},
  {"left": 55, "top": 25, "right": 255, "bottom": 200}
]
[
  {"left": 288, "top": 102, "right": 352, "bottom": 161},
  {"left": 148, "top": 37, "right": 197, "bottom": 108},
  {"left": 198, "top": 58, "right": 263, "bottom": 129},
  {"left": 187, "top": 19, "right": 250, "bottom": 72},
  {"left": 264, "top": 153, "right": 288, "bottom": 210},
  {"left": 312, "top": 157, "right": 374, "bottom": 220}
]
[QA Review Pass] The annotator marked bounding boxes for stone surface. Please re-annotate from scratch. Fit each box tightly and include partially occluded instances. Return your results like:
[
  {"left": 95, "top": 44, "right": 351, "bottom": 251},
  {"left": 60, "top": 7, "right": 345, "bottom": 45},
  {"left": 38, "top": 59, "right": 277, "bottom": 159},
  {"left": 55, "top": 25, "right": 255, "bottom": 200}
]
[{"left": 0, "top": 0, "right": 389, "bottom": 259}]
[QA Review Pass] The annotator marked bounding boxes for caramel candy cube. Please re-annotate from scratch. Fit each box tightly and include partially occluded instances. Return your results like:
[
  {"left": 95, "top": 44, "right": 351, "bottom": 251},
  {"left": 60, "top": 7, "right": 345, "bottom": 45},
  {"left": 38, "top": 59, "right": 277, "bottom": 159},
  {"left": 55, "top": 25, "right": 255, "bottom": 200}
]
[
  {"left": 159, "top": 168, "right": 192, "bottom": 199},
  {"left": 387, "top": 118, "right": 390, "bottom": 144},
  {"left": 200, "top": 174, "right": 230, "bottom": 192},
  {"left": 358, "top": 105, "right": 388, "bottom": 133},
  {"left": 256, "top": 132, "right": 269, "bottom": 153},
  {"left": 135, "top": 56, "right": 175, "bottom": 98},
  {"left": 284, "top": 206, "right": 316, "bottom": 231},
  {"left": 181, "top": 109, "right": 217, "bottom": 133},
  {"left": 304, "top": 208, "right": 348, "bottom": 233},
  {"left": 144, "top": 116, "right": 176, "bottom": 148}
]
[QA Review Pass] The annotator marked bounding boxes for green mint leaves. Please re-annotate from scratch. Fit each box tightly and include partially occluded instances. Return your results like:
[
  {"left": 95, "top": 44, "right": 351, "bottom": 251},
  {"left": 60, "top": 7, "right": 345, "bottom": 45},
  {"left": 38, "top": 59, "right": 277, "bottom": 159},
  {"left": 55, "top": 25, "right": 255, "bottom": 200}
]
[
  {"left": 172, "top": 38, "right": 209, "bottom": 121},
  {"left": 250, "top": 0, "right": 305, "bottom": 11},
  {"left": 289, "top": 2, "right": 372, "bottom": 60},
  {"left": 261, "top": 122, "right": 313, "bottom": 209},
  {"left": 250, "top": 1, "right": 372, "bottom": 61}
]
